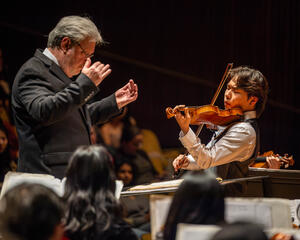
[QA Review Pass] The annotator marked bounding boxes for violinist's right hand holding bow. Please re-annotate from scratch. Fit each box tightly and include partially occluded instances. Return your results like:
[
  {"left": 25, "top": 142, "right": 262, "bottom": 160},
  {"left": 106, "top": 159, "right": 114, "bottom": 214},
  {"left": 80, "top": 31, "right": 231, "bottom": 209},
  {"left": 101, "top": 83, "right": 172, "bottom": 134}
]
[
  {"left": 173, "top": 154, "right": 190, "bottom": 172},
  {"left": 174, "top": 106, "right": 191, "bottom": 135}
]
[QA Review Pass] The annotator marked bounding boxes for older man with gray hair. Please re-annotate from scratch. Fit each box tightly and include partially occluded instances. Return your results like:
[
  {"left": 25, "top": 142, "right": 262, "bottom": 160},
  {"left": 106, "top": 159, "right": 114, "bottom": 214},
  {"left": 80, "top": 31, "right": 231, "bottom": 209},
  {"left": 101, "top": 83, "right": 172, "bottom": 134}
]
[{"left": 11, "top": 15, "right": 138, "bottom": 178}]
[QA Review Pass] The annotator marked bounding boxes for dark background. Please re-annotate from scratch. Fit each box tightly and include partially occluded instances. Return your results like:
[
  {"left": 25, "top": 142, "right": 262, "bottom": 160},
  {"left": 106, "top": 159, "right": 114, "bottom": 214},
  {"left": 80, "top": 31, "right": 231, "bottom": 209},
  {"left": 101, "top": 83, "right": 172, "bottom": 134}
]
[{"left": 0, "top": 0, "right": 299, "bottom": 168}]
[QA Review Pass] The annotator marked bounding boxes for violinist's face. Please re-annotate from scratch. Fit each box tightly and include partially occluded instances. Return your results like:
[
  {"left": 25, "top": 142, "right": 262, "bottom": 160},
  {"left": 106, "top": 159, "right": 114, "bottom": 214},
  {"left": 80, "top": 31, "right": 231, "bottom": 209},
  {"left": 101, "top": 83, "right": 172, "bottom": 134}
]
[{"left": 224, "top": 77, "right": 257, "bottom": 113}]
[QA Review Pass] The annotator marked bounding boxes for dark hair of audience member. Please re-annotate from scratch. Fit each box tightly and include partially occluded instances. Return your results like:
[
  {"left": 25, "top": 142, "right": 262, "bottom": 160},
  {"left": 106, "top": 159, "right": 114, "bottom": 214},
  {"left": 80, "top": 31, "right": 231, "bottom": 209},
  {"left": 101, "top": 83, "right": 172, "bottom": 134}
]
[
  {"left": 63, "top": 145, "right": 136, "bottom": 240},
  {"left": 163, "top": 171, "right": 225, "bottom": 240},
  {"left": 211, "top": 221, "right": 268, "bottom": 240},
  {"left": 0, "top": 183, "right": 64, "bottom": 240}
]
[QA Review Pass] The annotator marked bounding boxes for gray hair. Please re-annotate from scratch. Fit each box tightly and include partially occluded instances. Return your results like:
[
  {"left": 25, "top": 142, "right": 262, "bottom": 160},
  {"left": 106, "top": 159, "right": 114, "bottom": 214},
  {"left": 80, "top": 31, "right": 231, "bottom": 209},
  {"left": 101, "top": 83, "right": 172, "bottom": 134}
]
[{"left": 47, "top": 15, "right": 103, "bottom": 48}]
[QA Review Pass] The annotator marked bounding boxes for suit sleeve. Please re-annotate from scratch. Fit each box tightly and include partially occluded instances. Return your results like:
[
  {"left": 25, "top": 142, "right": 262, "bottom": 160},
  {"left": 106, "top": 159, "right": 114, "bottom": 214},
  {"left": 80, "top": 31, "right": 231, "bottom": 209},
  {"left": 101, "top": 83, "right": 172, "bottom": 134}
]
[
  {"left": 87, "top": 93, "right": 122, "bottom": 125},
  {"left": 17, "top": 70, "right": 98, "bottom": 126}
]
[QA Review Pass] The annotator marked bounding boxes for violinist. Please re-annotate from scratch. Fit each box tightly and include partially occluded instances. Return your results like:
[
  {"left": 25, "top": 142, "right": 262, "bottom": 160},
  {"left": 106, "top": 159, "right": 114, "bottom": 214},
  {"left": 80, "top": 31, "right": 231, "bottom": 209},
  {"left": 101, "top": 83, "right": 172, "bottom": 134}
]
[{"left": 172, "top": 66, "right": 269, "bottom": 196}]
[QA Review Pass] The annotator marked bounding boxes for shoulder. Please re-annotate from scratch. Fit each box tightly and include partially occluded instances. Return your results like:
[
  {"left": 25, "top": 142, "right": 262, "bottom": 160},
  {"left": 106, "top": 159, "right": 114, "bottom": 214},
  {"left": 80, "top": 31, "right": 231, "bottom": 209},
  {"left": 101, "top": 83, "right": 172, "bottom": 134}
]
[
  {"left": 13, "top": 53, "right": 49, "bottom": 86},
  {"left": 228, "top": 121, "right": 256, "bottom": 135},
  {"left": 221, "top": 121, "right": 256, "bottom": 143}
]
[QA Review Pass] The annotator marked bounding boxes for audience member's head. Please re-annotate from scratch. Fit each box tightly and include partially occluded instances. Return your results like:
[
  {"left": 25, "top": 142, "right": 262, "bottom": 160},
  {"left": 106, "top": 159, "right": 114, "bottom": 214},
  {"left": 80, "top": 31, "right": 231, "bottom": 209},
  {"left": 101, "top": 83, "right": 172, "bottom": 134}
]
[
  {"left": 64, "top": 145, "right": 123, "bottom": 239},
  {"left": 0, "top": 122, "right": 8, "bottom": 154},
  {"left": 211, "top": 221, "right": 268, "bottom": 240},
  {"left": 163, "top": 171, "right": 225, "bottom": 240},
  {"left": 64, "top": 145, "right": 115, "bottom": 195},
  {"left": 0, "top": 183, "right": 64, "bottom": 240},
  {"left": 121, "top": 125, "right": 143, "bottom": 155},
  {"left": 115, "top": 160, "right": 136, "bottom": 186}
]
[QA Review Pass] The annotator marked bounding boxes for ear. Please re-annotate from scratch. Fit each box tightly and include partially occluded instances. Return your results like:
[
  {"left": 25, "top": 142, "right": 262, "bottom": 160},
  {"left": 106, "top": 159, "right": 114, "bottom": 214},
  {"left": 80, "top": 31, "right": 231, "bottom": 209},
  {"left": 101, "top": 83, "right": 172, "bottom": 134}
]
[
  {"left": 60, "top": 37, "right": 71, "bottom": 53},
  {"left": 249, "top": 96, "right": 258, "bottom": 106}
]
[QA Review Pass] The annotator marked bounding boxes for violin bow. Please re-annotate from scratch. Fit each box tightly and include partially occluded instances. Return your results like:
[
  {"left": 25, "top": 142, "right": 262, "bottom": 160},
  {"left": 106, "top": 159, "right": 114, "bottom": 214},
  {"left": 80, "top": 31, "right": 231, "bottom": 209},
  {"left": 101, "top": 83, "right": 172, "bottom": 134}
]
[{"left": 195, "top": 63, "right": 233, "bottom": 136}]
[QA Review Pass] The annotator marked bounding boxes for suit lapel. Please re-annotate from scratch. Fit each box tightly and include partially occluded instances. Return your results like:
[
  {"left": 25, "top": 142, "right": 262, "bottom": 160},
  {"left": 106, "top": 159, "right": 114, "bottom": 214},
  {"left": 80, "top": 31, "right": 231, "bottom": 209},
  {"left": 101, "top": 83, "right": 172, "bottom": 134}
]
[{"left": 35, "top": 49, "right": 92, "bottom": 141}]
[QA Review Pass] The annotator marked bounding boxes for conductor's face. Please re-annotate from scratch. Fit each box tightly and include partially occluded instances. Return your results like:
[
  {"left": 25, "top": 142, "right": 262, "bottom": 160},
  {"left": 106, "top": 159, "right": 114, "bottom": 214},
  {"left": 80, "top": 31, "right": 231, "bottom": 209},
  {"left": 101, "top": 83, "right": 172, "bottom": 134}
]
[{"left": 60, "top": 37, "right": 96, "bottom": 77}]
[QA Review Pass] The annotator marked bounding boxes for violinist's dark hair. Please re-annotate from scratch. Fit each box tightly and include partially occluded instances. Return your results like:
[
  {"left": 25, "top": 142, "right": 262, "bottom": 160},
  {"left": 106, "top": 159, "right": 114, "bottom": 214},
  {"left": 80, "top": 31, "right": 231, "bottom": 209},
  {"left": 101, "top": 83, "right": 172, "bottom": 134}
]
[
  {"left": 63, "top": 145, "right": 123, "bottom": 240},
  {"left": 163, "top": 171, "right": 225, "bottom": 240},
  {"left": 0, "top": 183, "right": 64, "bottom": 240},
  {"left": 228, "top": 66, "right": 269, "bottom": 117},
  {"left": 211, "top": 221, "right": 268, "bottom": 240}
]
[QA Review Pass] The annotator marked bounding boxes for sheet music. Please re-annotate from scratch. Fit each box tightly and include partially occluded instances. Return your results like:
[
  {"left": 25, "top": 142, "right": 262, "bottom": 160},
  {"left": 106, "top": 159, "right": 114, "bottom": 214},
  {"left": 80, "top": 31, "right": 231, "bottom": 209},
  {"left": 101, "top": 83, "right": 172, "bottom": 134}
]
[
  {"left": 290, "top": 199, "right": 300, "bottom": 227},
  {"left": 128, "top": 179, "right": 184, "bottom": 191},
  {"left": 226, "top": 201, "right": 272, "bottom": 228},
  {"left": 1, "top": 172, "right": 124, "bottom": 199},
  {"left": 176, "top": 224, "right": 221, "bottom": 240},
  {"left": 0, "top": 171, "right": 65, "bottom": 198},
  {"left": 150, "top": 195, "right": 172, "bottom": 240}
]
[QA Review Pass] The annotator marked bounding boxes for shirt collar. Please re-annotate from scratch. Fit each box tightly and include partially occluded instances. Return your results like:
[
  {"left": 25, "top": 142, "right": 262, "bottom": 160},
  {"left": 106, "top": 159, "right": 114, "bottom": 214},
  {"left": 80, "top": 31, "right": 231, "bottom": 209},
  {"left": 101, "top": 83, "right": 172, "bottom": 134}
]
[
  {"left": 43, "top": 48, "right": 59, "bottom": 66},
  {"left": 216, "top": 110, "right": 256, "bottom": 131},
  {"left": 243, "top": 110, "right": 256, "bottom": 120}
]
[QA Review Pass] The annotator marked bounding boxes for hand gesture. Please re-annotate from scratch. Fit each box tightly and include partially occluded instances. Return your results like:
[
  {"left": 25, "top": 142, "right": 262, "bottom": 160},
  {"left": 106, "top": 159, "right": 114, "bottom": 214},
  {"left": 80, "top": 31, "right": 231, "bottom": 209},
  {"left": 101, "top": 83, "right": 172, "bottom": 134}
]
[
  {"left": 173, "top": 154, "right": 189, "bottom": 171},
  {"left": 115, "top": 79, "right": 138, "bottom": 109},
  {"left": 174, "top": 106, "right": 191, "bottom": 135},
  {"left": 81, "top": 58, "right": 111, "bottom": 86}
]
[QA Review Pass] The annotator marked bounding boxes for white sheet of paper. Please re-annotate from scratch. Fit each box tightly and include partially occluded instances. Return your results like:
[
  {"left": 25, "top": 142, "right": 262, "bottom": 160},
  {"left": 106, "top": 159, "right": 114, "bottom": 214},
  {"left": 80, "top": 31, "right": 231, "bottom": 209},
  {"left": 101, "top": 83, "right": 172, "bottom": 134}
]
[
  {"left": 0, "top": 172, "right": 65, "bottom": 198},
  {"left": 1, "top": 172, "right": 123, "bottom": 200},
  {"left": 226, "top": 201, "right": 272, "bottom": 228},
  {"left": 176, "top": 224, "right": 221, "bottom": 240}
]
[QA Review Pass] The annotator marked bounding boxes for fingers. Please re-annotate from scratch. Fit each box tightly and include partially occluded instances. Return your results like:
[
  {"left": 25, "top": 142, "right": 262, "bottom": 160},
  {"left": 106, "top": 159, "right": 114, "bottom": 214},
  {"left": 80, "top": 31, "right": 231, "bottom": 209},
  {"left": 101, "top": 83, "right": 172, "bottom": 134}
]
[
  {"left": 99, "top": 64, "right": 112, "bottom": 79},
  {"left": 173, "top": 154, "right": 188, "bottom": 171},
  {"left": 184, "top": 108, "right": 191, "bottom": 119},
  {"left": 266, "top": 156, "right": 281, "bottom": 169},
  {"left": 83, "top": 58, "right": 92, "bottom": 69},
  {"left": 127, "top": 79, "right": 138, "bottom": 98},
  {"left": 129, "top": 79, "right": 135, "bottom": 90},
  {"left": 173, "top": 105, "right": 185, "bottom": 112}
]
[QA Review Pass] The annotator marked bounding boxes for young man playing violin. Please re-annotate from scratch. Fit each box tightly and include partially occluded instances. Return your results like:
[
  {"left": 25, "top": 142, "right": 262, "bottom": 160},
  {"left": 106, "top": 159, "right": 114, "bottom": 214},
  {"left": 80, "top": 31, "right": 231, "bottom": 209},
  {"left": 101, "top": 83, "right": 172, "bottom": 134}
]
[{"left": 172, "top": 66, "right": 269, "bottom": 196}]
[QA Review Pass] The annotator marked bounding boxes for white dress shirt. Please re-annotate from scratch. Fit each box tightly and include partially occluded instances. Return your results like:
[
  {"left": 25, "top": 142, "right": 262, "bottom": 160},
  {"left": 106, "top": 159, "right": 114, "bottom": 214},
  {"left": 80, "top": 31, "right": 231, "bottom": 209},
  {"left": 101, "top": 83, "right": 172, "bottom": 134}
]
[
  {"left": 179, "top": 111, "right": 257, "bottom": 170},
  {"left": 43, "top": 48, "right": 59, "bottom": 66}
]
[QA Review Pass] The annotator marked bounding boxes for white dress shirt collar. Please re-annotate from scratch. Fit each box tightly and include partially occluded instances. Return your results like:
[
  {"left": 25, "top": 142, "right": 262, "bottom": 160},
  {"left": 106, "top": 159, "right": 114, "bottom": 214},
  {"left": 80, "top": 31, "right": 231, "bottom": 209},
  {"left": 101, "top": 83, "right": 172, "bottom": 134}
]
[
  {"left": 43, "top": 48, "right": 59, "bottom": 66},
  {"left": 243, "top": 110, "right": 256, "bottom": 120}
]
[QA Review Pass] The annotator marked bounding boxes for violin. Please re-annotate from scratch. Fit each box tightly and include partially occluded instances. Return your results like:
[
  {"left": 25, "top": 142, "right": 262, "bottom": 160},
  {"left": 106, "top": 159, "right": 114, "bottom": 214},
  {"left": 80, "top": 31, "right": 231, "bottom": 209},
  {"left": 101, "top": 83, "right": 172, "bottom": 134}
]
[
  {"left": 166, "top": 105, "right": 243, "bottom": 126},
  {"left": 166, "top": 63, "right": 240, "bottom": 129},
  {"left": 249, "top": 150, "right": 295, "bottom": 169},
  {"left": 270, "top": 232, "right": 295, "bottom": 240}
]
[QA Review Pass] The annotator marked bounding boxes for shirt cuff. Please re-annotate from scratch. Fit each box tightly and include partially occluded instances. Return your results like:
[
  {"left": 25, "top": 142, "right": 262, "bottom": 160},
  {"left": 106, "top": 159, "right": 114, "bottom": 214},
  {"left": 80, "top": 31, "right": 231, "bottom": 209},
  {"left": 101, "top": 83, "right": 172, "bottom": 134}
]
[
  {"left": 179, "top": 127, "right": 198, "bottom": 147},
  {"left": 183, "top": 154, "right": 201, "bottom": 170}
]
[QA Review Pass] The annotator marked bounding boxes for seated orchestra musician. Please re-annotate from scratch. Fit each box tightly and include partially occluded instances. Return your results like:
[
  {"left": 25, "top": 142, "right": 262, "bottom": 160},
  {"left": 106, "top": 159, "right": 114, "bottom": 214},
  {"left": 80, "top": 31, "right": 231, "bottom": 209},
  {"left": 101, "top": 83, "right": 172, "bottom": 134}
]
[
  {"left": 171, "top": 66, "right": 269, "bottom": 196},
  {"left": 250, "top": 151, "right": 294, "bottom": 169}
]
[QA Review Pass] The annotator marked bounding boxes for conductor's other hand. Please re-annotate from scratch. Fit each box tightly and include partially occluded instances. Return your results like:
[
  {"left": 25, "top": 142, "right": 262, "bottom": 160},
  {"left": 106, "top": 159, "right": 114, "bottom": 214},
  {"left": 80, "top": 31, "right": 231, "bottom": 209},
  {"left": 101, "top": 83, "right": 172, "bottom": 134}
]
[
  {"left": 82, "top": 58, "right": 112, "bottom": 86},
  {"left": 115, "top": 79, "right": 138, "bottom": 109},
  {"left": 173, "top": 154, "right": 189, "bottom": 171}
]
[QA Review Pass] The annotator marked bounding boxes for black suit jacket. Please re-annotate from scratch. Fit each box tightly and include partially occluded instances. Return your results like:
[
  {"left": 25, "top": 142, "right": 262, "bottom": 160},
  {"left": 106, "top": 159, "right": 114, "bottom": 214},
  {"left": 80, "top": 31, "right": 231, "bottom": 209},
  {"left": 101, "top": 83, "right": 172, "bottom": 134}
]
[{"left": 11, "top": 49, "right": 121, "bottom": 178}]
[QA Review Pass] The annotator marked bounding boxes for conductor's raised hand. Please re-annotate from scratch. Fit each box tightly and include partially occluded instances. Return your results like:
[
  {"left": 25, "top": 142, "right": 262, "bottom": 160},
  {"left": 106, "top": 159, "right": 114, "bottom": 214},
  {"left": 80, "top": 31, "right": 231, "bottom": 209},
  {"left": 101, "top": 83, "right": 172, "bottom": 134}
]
[
  {"left": 174, "top": 107, "right": 191, "bottom": 135},
  {"left": 115, "top": 79, "right": 138, "bottom": 109},
  {"left": 81, "top": 58, "right": 112, "bottom": 86},
  {"left": 173, "top": 154, "right": 189, "bottom": 171}
]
